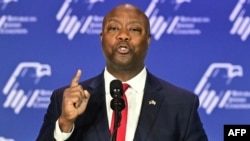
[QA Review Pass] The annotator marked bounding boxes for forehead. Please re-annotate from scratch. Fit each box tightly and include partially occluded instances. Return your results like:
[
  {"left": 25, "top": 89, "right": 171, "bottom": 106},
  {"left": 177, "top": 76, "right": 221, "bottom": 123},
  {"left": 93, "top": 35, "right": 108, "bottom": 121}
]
[{"left": 104, "top": 6, "right": 147, "bottom": 24}]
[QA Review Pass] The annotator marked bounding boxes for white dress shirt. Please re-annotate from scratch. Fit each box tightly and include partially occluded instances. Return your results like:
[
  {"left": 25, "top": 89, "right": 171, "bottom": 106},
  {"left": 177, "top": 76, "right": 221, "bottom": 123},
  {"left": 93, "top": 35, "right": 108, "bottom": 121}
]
[
  {"left": 105, "top": 67, "right": 146, "bottom": 141},
  {"left": 54, "top": 67, "right": 147, "bottom": 141}
]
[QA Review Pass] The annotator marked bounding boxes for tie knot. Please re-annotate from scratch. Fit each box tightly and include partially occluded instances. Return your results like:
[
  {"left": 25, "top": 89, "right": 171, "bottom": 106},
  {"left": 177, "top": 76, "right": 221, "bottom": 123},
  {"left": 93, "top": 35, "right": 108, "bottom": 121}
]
[{"left": 122, "top": 83, "right": 129, "bottom": 92}]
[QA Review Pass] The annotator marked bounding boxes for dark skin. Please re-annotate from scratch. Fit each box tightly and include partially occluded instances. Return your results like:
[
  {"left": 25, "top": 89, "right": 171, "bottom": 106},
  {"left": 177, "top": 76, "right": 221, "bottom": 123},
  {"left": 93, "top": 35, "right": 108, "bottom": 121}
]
[
  {"left": 58, "top": 3, "right": 151, "bottom": 132},
  {"left": 101, "top": 4, "right": 151, "bottom": 82}
]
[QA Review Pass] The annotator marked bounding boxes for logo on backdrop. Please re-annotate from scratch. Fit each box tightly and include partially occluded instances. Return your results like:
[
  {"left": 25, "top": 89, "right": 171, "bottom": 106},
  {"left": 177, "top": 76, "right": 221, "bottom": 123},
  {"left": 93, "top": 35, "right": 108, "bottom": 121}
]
[
  {"left": 56, "top": 0, "right": 104, "bottom": 40},
  {"left": 0, "top": 136, "right": 15, "bottom": 141},
  {"left": 172, "top": 0, "right": 191, "bottom": 10},
  {"left": 229, "top": 0, "right": 250, "bottom": 41},
  {"left": 0, "top": 0, "right": 17, "bottom": 10},
  {"left": 194, "top": 63, "right": 250, "bottom": 115},
  {"left": 145, "top": 0, "right": 210, "bottom": 40},
  {"left": 0, "top": 0, "right": 37, "bottom": 35},
  {"left": 2, "top": 62, "right": 53, "bottom": 114},
  {"left": 56, "top": 0, "right": 210, "bottom": 40}
]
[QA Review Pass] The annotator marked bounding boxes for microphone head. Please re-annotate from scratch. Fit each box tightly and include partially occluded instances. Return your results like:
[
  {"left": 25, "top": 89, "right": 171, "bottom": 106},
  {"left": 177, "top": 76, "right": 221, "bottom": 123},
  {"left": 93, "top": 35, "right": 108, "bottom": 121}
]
[
  {"left": 110, "top": 79, "right": 123, "bottom": 98},
  {"left": 110, "top": 98, "right": 125, "bottom": 111}
]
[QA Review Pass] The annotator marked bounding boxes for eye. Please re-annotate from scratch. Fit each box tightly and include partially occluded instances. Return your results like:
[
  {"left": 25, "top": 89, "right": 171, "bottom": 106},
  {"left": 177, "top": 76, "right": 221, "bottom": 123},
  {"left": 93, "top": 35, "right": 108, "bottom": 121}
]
[
  {"left": 108, "top": 26, "right": 119, "bottom": 32},
  {"left": 129, "top": 27, "right": 141, "bottom": 34}
]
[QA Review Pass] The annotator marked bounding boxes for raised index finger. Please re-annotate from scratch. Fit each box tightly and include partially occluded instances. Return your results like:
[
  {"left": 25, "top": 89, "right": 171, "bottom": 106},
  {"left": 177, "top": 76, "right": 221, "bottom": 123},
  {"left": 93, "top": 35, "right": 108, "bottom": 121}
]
[{"left": 70, "top": 69, "right": 82, "bottom": 87}]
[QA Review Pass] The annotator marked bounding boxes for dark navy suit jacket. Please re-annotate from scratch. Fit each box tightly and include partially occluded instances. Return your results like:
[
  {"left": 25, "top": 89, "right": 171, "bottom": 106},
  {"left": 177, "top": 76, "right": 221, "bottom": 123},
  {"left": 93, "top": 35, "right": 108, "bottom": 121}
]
[{"left": 36, "top": 71, "right": 208, "bottom": 141}]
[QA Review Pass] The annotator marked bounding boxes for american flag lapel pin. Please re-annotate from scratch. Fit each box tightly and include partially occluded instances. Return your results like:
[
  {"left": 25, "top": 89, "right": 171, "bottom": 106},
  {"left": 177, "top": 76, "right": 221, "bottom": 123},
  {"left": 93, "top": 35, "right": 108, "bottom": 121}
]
[{"left": 148, "top": 100, "right": 156, "bottom": 105}]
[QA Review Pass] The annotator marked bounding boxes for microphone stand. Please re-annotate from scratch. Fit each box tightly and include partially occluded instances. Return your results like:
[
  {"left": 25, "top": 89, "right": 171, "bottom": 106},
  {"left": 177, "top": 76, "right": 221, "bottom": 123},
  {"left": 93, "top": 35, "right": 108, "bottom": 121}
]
[
  {"left": 110, "top": 80, "right": 124, "bottom": 141},
  {"left": 110, "top": 108, "right": 122, "bottom": 141},
  {"left": 110, "top": 97, "right": 124, "bottom": 141}
]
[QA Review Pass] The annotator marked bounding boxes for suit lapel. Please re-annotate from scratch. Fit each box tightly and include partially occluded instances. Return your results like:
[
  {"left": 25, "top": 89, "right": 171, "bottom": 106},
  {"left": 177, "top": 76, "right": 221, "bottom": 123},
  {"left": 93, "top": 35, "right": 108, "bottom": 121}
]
[
  {"left": 94, "top": 99, "right": 110, "bottom": 141},
  {"left": 82, "top": 73, "right": 111, "bottom": 141},
  {"left": 134, "top": 72, "right": 165, "bottom": 141}
]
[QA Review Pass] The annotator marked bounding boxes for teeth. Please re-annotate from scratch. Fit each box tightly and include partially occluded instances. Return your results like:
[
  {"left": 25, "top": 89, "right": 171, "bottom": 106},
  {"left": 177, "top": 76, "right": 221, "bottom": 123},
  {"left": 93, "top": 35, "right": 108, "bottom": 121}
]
[
  {"left": 118, "top": 46, "right": 129, "bottom": 53},
  {"left": 121, "top": 47, "right": 126, "bottom": 50}
]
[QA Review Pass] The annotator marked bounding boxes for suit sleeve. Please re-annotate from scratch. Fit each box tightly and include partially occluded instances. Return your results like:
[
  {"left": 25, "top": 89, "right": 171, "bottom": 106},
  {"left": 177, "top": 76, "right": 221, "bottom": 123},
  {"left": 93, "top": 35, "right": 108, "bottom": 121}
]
[
  {"left": 185, "top": 95, "right": 208, "bottom": 141},
  {"left": 36, "top": 90, "right": 63, "bottom": 141}
]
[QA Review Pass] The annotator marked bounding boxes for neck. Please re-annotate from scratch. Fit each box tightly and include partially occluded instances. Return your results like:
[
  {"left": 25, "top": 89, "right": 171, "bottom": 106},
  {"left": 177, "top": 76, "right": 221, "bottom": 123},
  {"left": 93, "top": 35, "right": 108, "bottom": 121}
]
[{"left": 107, "top": 66, "right": 144, "bottom": 82}]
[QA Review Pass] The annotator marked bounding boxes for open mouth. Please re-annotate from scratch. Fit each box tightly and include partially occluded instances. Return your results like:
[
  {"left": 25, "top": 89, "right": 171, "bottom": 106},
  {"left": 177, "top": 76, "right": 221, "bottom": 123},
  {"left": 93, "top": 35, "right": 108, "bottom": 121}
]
[{"left": 116, "top": 44, "right": 130, "bottom": 54}]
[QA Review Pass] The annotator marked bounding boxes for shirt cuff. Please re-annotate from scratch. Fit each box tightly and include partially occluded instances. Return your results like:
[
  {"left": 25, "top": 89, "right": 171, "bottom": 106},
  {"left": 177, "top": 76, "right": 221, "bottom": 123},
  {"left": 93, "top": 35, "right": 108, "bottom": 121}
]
[{"left": 54, "top": 119, "right": 74, "bottom": 141}]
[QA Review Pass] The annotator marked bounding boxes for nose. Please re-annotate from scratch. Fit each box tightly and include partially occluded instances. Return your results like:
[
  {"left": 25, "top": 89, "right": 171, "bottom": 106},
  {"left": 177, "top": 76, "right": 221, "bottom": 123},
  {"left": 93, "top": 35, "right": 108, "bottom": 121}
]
[{"left": 117, "top": 30, "right": 131, "bottom": 41}]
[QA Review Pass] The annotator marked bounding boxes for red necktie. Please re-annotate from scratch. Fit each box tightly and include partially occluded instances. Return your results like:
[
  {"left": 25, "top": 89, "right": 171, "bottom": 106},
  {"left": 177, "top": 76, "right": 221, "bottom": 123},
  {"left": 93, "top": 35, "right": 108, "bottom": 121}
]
[{"left": 110, "top": 83, "right": 129, "bottom": 141}]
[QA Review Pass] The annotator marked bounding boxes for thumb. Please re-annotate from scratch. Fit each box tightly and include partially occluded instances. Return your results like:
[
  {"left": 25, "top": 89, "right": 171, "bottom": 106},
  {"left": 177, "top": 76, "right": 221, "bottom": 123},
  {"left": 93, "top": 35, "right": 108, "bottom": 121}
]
[{"left": 77, "top": 90, "right": 91, "bottom": 115}]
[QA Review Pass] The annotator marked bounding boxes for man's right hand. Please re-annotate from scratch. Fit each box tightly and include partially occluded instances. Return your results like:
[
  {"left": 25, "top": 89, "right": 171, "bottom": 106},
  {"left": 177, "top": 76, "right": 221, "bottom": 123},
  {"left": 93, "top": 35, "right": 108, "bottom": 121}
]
[{"left": 58, "top": 69, "right": 90, "bottom": 132}]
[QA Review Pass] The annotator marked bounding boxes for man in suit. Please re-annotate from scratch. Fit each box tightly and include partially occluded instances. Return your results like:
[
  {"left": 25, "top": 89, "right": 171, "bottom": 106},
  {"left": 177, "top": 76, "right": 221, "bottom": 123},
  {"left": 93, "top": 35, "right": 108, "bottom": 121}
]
[{"left": 36, "top": 3, "right": 208, "bottom": 141}]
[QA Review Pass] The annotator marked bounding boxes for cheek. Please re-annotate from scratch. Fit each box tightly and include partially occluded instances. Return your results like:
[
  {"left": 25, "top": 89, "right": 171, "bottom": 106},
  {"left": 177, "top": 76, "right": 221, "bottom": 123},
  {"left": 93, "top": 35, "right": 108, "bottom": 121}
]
[
  {"left": 134, "top": 38, "right": 149, "bottom": 49},
  {"left": 102, "top": 37, "right": 115, "bottom": 54},
  {"left": 134, "top": 40, "right": 149, "bottom": 56},
  {"left": 102, "top": 35, "right": 116, "bottom": 46}
]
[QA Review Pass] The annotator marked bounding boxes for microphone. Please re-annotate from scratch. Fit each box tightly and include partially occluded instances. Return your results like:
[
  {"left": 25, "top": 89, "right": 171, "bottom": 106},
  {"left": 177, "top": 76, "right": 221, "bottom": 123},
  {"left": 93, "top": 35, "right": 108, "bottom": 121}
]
[
  {"left": 110, "top": 79, "right": 123, "bottom": 98},
  {"left": 110, "top": 79, "right": 125, "bottom": 141},
  {"left": 110, "top": 80, "right": 125, "bottom": 111}
]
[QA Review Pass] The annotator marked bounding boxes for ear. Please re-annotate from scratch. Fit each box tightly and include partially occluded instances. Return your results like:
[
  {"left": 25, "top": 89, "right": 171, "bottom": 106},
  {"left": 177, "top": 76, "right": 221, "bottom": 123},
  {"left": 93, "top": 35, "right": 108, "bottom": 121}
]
[
  {"left": 100, "top": 32, "right": 103, "bottom": 41},
  {"left": 147, "top": 34, "right": 151, "bottom": 45}
]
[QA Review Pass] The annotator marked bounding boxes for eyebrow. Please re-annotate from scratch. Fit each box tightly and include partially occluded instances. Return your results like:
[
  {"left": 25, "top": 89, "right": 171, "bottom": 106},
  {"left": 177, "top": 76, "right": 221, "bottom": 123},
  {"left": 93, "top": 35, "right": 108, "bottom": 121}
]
[{"left": 106, "top": 18, "right": 144, "bottom": 25}]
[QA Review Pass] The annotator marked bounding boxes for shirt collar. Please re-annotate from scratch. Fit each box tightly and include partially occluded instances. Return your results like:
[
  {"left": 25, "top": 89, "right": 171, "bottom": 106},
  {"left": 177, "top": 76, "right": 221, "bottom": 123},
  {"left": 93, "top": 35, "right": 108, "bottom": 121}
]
[{"left": 104, "top": 67, "right": 147, "bottom": 94}]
